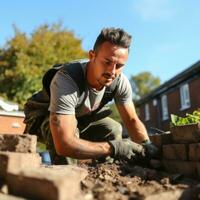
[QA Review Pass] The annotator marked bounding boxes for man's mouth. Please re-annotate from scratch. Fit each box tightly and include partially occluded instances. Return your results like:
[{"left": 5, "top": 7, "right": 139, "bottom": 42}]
[{"left": 103, "top": 73, "right": 115, "bottom": 80}]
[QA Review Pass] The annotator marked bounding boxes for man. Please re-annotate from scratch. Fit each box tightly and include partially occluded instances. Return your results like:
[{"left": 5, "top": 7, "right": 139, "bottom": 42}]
[{"left": 24, "top": 27, "right": 158, "bottom": 164}]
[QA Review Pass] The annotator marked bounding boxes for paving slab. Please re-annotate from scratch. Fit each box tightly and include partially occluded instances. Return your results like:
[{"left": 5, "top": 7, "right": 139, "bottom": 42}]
[
  {"left": 7, "top": 165, "right": 88, "bottom": 200},
  {"left": 0, "top": 152, "right": 41, "bottom": 179},
  {"left": 0, "top": 193, "right": 27, "bottom": 200}
]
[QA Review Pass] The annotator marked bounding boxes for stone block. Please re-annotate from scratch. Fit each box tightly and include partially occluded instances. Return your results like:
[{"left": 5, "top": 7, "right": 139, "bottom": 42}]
[
  {"left": 171, "top": 123, "right": 200, "bottom": 143},
  {"left": 189, "top": 143, "right": 200, "bottom": 161},
  {"left": 149, "top": 133, "right": 172, "bottom": 146},
  {"left": 145, "top": 190, "right": 183, "bottom": 200},
  {"left": 0, "top": 134, "right": 37, "bottom": 153},
  {"left": 162, "top": 160, "right": 196, "bottom": 177},
  {"left": 0, "top": 193, "right": 27, "bottom": 200},
  {"left": 0, "top": 152, "right": 41, "bottom": 179},
  {"left": 162, "top": 144, "right": 188, "bottom": 160},
  {"left": 7, "top": 165, "right": 88, "bottom": 200}
]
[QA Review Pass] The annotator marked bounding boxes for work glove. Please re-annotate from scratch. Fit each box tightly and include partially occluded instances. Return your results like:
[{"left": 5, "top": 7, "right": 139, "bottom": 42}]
[
  {"left": 108, "top": 139, "right": 145, "bottom": 161},
  {"left": 142, "top": 140, "right": 160, "bottom": 159}
]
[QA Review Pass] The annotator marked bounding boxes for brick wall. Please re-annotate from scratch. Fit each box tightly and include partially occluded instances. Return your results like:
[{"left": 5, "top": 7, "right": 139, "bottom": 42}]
[
  {"left": 137, "top": 76, "right": 200, "bottom": 131},
  {"left": 150, "top": 123, "right": 200, "bottom": 178},
  {"left": 0, "top": 113, "right": 25, "bottom": 134}
]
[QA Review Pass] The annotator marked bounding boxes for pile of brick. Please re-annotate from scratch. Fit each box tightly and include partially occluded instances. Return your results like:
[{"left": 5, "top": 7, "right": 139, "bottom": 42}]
[
  {"left": 149, "top": 123, "right": 200, "bottom": 178},
  {"left": 0, "top": 134, "right": 88, "bottom": 200}
]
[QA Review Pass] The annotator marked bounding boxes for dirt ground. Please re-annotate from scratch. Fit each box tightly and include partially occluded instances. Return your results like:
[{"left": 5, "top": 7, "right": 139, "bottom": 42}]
[{"left": 80, "top": 161, "right": 200, "bottom": 200}]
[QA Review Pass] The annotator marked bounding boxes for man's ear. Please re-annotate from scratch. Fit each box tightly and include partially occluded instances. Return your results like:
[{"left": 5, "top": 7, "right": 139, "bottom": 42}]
[{"left": 89, "top": 50, "right": 95, "bottom": 61}]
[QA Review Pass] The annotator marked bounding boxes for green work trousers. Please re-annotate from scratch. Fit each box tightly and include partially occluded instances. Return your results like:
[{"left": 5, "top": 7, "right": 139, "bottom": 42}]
[{"left": 40, "top": 116, "right": 122, "bottom": 165}]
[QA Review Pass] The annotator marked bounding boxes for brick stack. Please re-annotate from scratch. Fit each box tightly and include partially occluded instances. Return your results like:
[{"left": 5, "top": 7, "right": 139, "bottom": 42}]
[
  {"left": 0, "top": 134, "right": 88, "bottom": 200},
  {"left": 149, "top": 123, "right": 200, "bottom": 178}
]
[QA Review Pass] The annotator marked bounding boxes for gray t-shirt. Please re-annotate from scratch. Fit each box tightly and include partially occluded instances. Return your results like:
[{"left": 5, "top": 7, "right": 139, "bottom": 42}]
[{"left": 49, "top": 61, "right": 132, "bottom": 117}]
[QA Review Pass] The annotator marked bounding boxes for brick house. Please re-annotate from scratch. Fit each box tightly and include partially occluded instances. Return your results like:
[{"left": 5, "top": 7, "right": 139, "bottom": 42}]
[
  {"left": 0, "top": 111, "right": 25, "bottom": 134},
  {"left": 135, "top": 60, "right": 200, "bottom": 132},
  {"left": 0, "top": 98, "right": 25, "bottom": 134}
]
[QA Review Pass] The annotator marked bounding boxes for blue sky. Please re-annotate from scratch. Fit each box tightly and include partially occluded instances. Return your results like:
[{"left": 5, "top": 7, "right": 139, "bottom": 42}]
[{"left": 1, "top": 0, "right": 200, "bottom": 83}]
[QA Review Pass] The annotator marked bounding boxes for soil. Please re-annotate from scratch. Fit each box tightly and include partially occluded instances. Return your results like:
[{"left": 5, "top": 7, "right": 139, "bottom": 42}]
[{"left": 80, "top": 161, "right": 200, "bottom": 200}]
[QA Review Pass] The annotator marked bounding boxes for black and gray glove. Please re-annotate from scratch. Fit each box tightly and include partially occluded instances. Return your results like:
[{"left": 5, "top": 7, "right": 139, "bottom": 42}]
[
  {"left": 142, "top": 140, "right": 160, "bottom": 159},
  {"left": 108, "top": 139, "right": 145, "bottom": 161}
]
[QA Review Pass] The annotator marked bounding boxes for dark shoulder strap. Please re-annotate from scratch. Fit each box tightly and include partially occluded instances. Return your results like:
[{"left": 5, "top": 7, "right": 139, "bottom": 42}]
[
  {"left": 42, "top": 62, "right": 85, "bottom": 97},
  {"left": 61, "top": 62, "right": 85, "bottom": 95},
  {"left": 101, "top": 74, "right": 121, "bottom": 105},
  {"left": 42, "top": 63, "right": 63, "bottom": 96}
]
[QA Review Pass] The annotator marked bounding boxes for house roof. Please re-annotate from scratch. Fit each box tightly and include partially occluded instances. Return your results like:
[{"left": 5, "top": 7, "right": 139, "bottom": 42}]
[
  {"left": 0, "top": 110, "right": 25, "bottom": 117},
  {"left": 0, "top": 97, "right": 19, "bottom": 112},
  {"left": 135, "top": 60, "right": 200, "bottom": 106}
]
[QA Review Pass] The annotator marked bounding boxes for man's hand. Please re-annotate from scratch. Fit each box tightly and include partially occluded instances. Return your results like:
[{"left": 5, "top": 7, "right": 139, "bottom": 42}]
[
  {"left": 142, "top": 140, "right": 160, "bottom": 159},
  {"left": 108, "top": 139, "right": 145, "bottom": 161}
]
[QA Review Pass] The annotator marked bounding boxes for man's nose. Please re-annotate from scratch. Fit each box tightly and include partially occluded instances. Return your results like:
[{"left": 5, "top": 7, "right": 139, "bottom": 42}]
[{"left": 108, "top": 64, "right": 116, "bottom": 75}]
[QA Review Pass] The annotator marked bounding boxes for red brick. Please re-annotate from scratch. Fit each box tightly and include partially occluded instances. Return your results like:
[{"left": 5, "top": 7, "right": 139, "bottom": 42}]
[
  {"left": 0, "top": 152, "right": 41, "bottom": 179},
  {"left": 7, "top": 165, "right": 88, "bottom": 200},
  {"left": 162, "top": 160, "right": 196, "bottom": 177},
  {"left": 196, "top": 162, "right": 200, "bottom": 178},
  {"left": 171, "top": 123, "right": 200, "bottom": 143},
  {"left": 0, "top": 134, "right": 37, "bottom": 153},
  {"left": 149, "top": 133, "right": 172, "bottom": 146},
  {"left": 189, "top": 143, "right": 200, "bottom": 161},
  {"left": 162, "top": 144, "right": 188, "bottom": 160}
]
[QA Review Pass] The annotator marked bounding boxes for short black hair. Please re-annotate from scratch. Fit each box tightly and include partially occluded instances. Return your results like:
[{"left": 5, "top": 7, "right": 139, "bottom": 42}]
[{"left": 93, "top": 27, "right": 132, "bottom": 52}]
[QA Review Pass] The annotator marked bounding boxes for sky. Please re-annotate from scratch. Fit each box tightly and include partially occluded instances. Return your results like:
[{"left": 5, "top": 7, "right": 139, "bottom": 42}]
[{"left": 1, "top": 0, "right": 200, "bottom": 83}]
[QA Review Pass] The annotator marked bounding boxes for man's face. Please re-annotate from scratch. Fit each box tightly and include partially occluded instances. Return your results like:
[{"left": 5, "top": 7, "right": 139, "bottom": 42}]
[{"left": 89, "top": 41, "right": 129, "bottom": 89}]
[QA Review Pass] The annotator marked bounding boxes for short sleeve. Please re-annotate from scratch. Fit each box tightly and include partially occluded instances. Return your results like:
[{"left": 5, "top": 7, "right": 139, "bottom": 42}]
[
  {"left": 114, "top": 73, "right": 133, "bottom": 104},
  {"left": 48, "top": 70, "right": 79, "bottom": 114}
]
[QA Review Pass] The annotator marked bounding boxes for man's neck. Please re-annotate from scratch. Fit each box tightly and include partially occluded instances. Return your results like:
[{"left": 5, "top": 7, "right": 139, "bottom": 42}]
[{"left": 86, "top": 62, "right": 103, "bottom": 91}]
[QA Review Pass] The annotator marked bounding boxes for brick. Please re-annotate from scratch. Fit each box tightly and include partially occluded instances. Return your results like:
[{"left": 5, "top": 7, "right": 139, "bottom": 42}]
[
  {"left": 162, "top": 160, "right": 196, "bottom": 177},
  {"left": 197, "top": 162, "right": 200, "bottom": 178},
  {"left": 149, "top": 133, "right": 172, "bottom": 146},
  {"left": 189, "top": 143, "right": 200, "bottom": 161},
  {"left": 171, "top": 123, "right": 200, "bottom": 143},
  {"left": 0, "top": 134, "right": 37, "bottom": 153},
  {"left": 0, "top": 152, "right": 41, "bottom": 179},
  {"left": 7, "top": 165, "right": 88, "bottom": 200},
  {"left": 0, "top": 193, "right": 27, "bottom": 200},
  {"left": 162, "top": 144, "right": 188, "bottom": 160}
]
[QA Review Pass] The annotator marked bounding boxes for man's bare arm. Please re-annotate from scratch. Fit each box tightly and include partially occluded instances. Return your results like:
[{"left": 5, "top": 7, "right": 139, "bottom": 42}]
[
  {"left": 50, "top": 112, "right": 112, "bottom": 159},
  {"left": 116, "top": 102, "right": 149, "bottom": 143}
]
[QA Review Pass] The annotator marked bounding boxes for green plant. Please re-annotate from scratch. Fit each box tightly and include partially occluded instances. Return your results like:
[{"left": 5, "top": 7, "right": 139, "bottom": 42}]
[{"left": 170, "top": 109, "right": 200, "bottom": 127}]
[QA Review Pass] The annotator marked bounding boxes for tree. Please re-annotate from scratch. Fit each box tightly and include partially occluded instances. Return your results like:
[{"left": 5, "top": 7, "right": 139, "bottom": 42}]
[
  {"left": 0, "top": 23, "right": 87, "bottom": 108},
  {"left": 130, "top": 72, "right": 160, "bottom": 100}
]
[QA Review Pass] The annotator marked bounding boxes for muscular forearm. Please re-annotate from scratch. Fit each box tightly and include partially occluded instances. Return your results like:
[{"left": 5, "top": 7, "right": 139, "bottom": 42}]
[
  {"left": 50, "top": 112, "right": 112, "bottom": 159},
  {"left": 58, "top": 137, "right": 112, "bottom": 159},
  {"left": 125, "top": 118, "right": 149, "bottom": 143}
]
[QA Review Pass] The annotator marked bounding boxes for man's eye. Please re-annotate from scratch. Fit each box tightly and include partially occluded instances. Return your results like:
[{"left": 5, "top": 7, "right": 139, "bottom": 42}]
[
  {"left": 116, "top": 64, "right": 123, "bottom": 69},
  {"left": 105, "top": 61, "right": 111, "bottom": 65}
]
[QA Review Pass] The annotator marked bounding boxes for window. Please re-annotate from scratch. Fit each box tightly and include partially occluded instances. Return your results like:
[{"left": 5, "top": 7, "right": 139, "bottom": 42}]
[
  {"left": 161, "top": 95, "right": 168, "bottom": 120},
  {"left": 180, "top": 83, "right": 190, "bottom": 110},
  {"left": 145, "top": 103, "right": 150, "bottom": 121}
]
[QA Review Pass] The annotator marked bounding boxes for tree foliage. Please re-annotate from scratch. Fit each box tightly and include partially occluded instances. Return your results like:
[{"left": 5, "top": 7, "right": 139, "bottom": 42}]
[
  {"left": 130, "top": 72, "right": 160, "bottom": 100},
  {"left": 0, "top": 23, "right": 87, "bottom": 108}
]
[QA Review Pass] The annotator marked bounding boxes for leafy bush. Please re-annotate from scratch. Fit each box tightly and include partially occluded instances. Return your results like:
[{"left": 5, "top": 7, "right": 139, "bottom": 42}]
[{"left": 171, "top": 109, "right": 200, "bottom": 127}]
